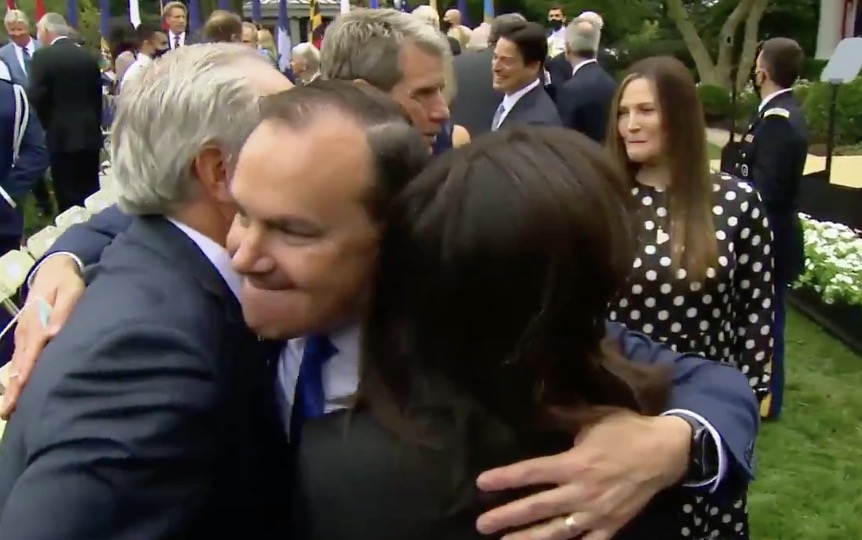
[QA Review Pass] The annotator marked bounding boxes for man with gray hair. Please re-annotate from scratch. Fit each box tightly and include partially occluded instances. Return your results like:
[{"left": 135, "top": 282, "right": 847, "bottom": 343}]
[
  {"left": 0, "top": 44, "right": 295, "bottom": 538},
  {"left": 30, "top": 12, "right": 103, "bottom": 212},
  {"left": 321, "top": 8, "right": 451, "bottom": 148},
  {"left": 0, "top": 10, "right": 39, "bottom": 86},
  {"left": 290, "top": 42, "right": 321, "bottom": 84},
  {"left": 555, "top": 15, "right": 616, "bottom": 142}
]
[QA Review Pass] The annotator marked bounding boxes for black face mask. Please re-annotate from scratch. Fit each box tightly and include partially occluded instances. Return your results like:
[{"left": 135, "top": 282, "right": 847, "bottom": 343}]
[
  {"left": 441, "top": 20, "right": 452, "bottom": 32},
  {"left": 548, "top": 20, "right": 563, "bottom": 31},
  {"left": 153, "top": 47, "right": 169, "bottom": 59}
]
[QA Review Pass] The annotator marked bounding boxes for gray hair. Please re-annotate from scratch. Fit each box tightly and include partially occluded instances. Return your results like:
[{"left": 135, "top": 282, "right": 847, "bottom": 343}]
[
  {"left": 4, "top": 10, "right": 29, "bottom": 27},
  {"left": 36, "top": 13, "right": 71, "bottom": 36},
  {"left": 321, "top": 8, "right": 450, "bottom": 92},
  {"left": 565, "top": 17, "right": 601, "bottom": 56},
  {"left": 112, "top": 44, "right": 274, "bottom": 215},
  {"left": 412, "top": 5, "right": 440, "bottom": 31},
  {"left": 292, "top": 42, "right": 320, "bottom": 71}
]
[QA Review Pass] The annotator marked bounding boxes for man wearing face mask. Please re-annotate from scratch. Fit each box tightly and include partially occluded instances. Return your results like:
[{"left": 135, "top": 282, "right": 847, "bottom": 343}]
[
  {"left": 546, "top": 6, "right": 566, "bottom": 57},
  {"left": 121, "top": 22, "right": 169, "bottom": 90},
  {"left": 732, "top": 37, "right": 808, "bottom": 420}
]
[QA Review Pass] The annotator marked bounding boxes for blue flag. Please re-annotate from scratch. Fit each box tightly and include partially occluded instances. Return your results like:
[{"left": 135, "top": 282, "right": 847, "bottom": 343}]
[
  {"left": 188, "top": 0, "right": 202, "bottom": 34},
  {"left": 98, "top": 0, "right": 110, "bottom": 36},
  {"left": 277, "top": 0, "right": 292, "bottom": 72},
  {"left": 252, "top": 0, "right": 262, "bottom": 22},
  {"left": 65, "top": 0, "right": 78, "bottom": 28}
]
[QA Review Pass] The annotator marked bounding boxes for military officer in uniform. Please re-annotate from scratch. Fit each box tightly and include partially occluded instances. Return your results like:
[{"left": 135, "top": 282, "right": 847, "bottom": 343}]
[{"left": 732, "top": 37, "right": 808, "bottom": 421}]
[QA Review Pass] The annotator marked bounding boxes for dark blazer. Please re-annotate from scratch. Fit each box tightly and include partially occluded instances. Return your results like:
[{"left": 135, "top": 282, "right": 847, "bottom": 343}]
[
  {"left": 545, "top": 52, "right": 572, "bottom": 95},
  {"left": 730, "top": 91, "right": 808, "bottom": 285},
  {"left": 0, "top": 216, "right": 289, "bottom": 539},
  {"left": 31, "top": 216, "right": 759, "bottom": 483},
  {"left": 556, "top": 60, "right": 617, "bottom": 143},
  {"left": 28, "top": 37, "right": 103, "bottom": 153},
  {"left": 291, "top": 323, "right": 754, "bottom": 540},
  {"left": 496, "top": 83, "right": 562, "bottom": 130},
  {"left": 451, "top": 49, "right": 499, "bottom": 137},
  {"left": 0, "top": 79, "right": 49, "bottom": 240}
]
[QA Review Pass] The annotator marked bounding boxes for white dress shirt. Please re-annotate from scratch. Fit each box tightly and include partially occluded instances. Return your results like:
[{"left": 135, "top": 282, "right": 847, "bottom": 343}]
[
  {"left": 169, "top": 31, "right": 186, "bottom": 49},
  {"left": 495, "top": 77, "right": 541, "bottom": 128},
  {"left": 121, "top": 53, "right": 153, "bottom": 90},
  {"left": 757, "top": 88, "right": 793, "bottom": 113},
  {"left": 167, "top": 219, "right": 241, "bottom": 298}
]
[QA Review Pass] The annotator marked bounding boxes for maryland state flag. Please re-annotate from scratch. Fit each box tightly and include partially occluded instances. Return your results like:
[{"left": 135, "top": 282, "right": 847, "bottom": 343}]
[{"left": 310, "top": 0, "right": 324, "bottom": 49}]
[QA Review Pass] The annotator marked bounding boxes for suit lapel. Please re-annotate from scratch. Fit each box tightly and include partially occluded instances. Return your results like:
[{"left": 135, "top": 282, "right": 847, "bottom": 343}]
[
  {"left": 501, "top": 84, "right": 540, "bottom": 128},
  {"left": 123, "top": 215, "right": 244, "bottom": 324}
]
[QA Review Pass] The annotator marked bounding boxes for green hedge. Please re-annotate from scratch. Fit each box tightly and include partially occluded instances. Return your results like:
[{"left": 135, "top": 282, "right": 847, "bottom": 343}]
[{"left": 801, "top": 78, "right": 862, "bottom": 145}]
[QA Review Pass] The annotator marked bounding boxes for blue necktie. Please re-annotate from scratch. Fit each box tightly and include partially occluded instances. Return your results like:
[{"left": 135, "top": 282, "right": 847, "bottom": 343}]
[{"left": 290, "top": 335, "right": 337, "bottom": 440}]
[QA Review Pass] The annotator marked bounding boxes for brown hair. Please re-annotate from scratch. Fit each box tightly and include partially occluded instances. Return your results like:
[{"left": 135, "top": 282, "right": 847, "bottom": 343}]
[
  {"left": 759, "top": 37, "right": 803, "bottom": 89},
  {"left": 606, "top": 55, "right": 718, "bottom": 282},
  {"left": 358, "top": 127, "right": 670, "bottom": 444},
  {"left": 202, "top": 10, "right": 243, "bottom": 43}
]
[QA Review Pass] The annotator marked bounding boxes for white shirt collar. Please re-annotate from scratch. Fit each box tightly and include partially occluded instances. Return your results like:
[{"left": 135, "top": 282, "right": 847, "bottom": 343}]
[
  {"left": 503, "top": 77, "right": 541, "bottom": 110},
  {"left": 571, "top": 58, "right": 597, "bottom": 76},
  {"left": 758, "top": 88, "right": 792, "bottom": 112},
  {"left": 167, "top": 218, "right": 241, "bottom": 299}
]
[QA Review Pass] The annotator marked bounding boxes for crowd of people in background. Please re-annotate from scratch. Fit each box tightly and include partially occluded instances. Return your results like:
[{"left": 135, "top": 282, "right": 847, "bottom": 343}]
[{"left": 0, "top": 3, "right": 810, "bottom": 539}]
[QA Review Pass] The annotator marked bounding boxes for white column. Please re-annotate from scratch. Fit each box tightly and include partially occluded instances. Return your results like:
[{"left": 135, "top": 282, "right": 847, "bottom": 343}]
[{"left": 815, "top": 0, "right": 841, "bottom": 59}]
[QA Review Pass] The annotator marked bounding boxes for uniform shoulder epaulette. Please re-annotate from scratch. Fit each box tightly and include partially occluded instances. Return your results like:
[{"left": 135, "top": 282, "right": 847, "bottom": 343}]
[{"left": 762, "top": 107, "right": 790, "bottom": 119}]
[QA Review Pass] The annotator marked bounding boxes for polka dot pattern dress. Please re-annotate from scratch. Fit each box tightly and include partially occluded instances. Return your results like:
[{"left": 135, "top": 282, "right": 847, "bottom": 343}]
[{"left": 609, "top": 173, "right": 775, "bottom": 539}]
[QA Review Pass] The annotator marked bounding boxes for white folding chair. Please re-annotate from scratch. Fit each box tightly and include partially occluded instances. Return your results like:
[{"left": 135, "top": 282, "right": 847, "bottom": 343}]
[
  {"left": 25, "top": 226, "right": 61, "bottom": 259},
  {"left": 84, "top": 190, "right": 114, "bottom": 213},
  {"left": 0, "top": 250, "right": 34, "bottom": 315},
  {"left": 54, "top": 206, "right": 92, "bottom": 231}
]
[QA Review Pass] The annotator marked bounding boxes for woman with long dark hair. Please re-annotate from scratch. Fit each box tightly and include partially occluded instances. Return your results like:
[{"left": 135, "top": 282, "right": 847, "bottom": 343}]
[
  {"left": 291, "top": 127, "right": 714, "bottom": 539},
  {"left": 605, "top": 55, "right": 774, "bottom": 538}
]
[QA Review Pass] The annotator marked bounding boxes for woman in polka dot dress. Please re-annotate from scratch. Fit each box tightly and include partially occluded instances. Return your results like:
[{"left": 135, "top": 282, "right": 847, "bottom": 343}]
[{"left": 605, "top": 56, "right": 774, "bottom": 539}]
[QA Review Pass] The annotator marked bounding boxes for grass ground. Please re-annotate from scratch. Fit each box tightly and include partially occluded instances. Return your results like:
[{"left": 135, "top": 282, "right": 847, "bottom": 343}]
[{"left": 19, "top": 178, "right": 862, "bottom": 538}]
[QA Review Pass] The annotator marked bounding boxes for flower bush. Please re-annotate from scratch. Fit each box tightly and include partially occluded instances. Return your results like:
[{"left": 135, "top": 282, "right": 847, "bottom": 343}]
[{"left": 794, "top": 213, "right": 862, "bottom": 306}]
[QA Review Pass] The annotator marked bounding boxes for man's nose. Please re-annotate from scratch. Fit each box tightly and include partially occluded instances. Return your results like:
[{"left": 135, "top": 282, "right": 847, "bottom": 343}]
[
  {"left": 430, "top": 95, "right": 450, "bottom": 123},
  {"left": 228, "top": 221, "right": 272, "bottom": 275}
]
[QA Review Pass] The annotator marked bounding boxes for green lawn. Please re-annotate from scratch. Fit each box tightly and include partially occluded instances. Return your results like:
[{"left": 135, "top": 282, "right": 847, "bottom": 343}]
[
  {"left": 749, "top": 309, "right": 862, "bottom": 538},
  {"left": 19, "top": 193, "right": 862, "bottom": 537}
]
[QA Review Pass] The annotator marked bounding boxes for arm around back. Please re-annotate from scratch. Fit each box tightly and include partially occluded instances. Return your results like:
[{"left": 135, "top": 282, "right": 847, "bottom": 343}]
[{"left": 605, "top": 321, "right": 759, "bottom": 484}]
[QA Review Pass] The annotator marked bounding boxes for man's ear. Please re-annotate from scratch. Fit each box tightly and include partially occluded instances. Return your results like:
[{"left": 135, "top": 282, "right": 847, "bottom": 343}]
[{"left": 192, "top": 145, "right": 232, "bottom": 204}]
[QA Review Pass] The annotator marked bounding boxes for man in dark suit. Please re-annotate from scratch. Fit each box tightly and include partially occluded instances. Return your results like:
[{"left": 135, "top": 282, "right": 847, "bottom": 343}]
[
  {"left": 451, "top": 14, "right": 524, "bottom": 137},
  {"left": 0, "top": 44, "right": 294, "bottom": 538},
  {"left": 0, "top": 66, "right": 49, "bottom": 367},
  {"left": 491, "top": 20, "right": 561, "bottom": 130},
  {"left": 729, "top": 37, "right": 808, "bottom": 420},
  {"left": 556, "top": 16, "right": 617, "bottom": 142},
  {"left": 29, "top": 13, "right": 103, "bottom": 212}
]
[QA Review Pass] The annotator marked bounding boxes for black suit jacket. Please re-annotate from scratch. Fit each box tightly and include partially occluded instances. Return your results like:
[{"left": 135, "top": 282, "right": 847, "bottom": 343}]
[
  {"left": 292, "top": 378, "right": 717, "bottom": 540},
  {"left": 556, "top": 61, "right": 617, "bottom": 143},
  {"left": 27, "top": 37, "right": 103, "bottom": 153},
  {"left": 497, "top": 83, "right": 562, "bottom": 130},
  {"left": 733, "top": 91, "right": 808, "bottom": 285},
  {"left": 0, "top": 216, "right": 289, "bottom": 539},
  {"left": 451, "top": 49, "right": 500, "bottom": 137}
]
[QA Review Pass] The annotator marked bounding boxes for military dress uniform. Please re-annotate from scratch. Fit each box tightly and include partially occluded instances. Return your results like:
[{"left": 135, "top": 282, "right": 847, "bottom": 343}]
[{"left": 729, "top": 88, "right": 808, "bottom": 419}]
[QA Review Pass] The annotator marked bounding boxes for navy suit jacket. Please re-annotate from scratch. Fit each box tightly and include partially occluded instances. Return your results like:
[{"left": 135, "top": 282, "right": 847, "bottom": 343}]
[
  {"left": 497, "top": 83, "right": 563, "bottom": 130},
  {"left": 32, "top": 207, "right": 759, "bottom": 486},
  {"left": 0, "top": 215, "right": 289, "bottom": 538},
  {"left": 0, "top": 79, "right": 48, "bottom": 241},
  {"left": 556, "top": 61, "right": 617, "bottom": 143}
]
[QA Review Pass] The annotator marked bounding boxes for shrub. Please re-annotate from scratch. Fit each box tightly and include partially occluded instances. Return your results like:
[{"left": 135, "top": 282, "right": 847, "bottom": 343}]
[
  {"left": 801, "top": 58, "right": 828, "bottom": 82},
  {"left": 697, "top": 84, "right": 732, "bottom": 121},
  {"left": 801, "top": 77, "right": 862, "bottom": 145}
]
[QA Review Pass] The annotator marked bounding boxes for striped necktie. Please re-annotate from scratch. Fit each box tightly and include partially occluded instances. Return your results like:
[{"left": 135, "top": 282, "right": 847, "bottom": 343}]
[{"left": 492, "top": 101, "right": 506, "bottom": 131}]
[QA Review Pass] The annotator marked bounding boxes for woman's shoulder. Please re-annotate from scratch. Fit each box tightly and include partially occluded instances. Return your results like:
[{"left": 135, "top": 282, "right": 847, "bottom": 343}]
[{"left": 711, "top": 172, "right": 763, "bottom": 210}]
